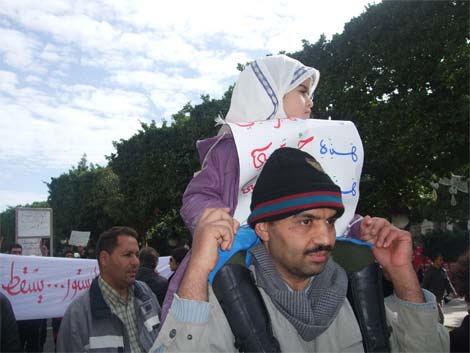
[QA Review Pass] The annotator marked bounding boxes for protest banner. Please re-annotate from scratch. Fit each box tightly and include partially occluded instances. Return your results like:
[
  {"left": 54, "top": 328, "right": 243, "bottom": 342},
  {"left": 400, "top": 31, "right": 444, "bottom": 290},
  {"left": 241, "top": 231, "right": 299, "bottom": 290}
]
[
  {"left": 229, "top": 118, "right": 363, "bottom": 237},
  {"left": 0, "top": 254, "right": 171, "bottom": 320}
]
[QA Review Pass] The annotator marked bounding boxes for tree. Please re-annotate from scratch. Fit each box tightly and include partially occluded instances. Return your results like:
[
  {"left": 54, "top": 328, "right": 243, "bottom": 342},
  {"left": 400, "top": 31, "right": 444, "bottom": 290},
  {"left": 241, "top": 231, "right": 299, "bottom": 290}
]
[
  {"left": 47, "top": 155, "right": 124, "bottom": 252},
  {"left": 108, "top": 91, "right": 232, "bottom": 249},
  {"left": 421, "top": 229, "right": 469, "bottom": 262},
  {"left": 293, "top": 0, "right": 469, "bottom": 221}
]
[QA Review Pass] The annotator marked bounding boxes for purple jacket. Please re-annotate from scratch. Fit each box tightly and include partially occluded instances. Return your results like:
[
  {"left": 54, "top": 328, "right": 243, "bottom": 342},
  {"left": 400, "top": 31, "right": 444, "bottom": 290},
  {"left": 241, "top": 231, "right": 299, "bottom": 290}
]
[{"left": 160, "top": 132, "right": 240, "bottom": 323}]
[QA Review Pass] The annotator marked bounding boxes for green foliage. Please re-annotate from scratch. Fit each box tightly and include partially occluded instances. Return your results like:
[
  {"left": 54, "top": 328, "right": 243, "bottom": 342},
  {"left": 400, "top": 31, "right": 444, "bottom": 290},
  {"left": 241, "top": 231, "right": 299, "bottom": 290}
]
[
  {"left": 47, "top": 155, "right": 124, "bottom": 252},
  {"left": 146, "top": 209, "right": 192, "bottom": 256},
  {"left": 414, "top": 178, "right": 469, "bottom": 223},
  {"left": 292, "top": 0, "right": 469, "bottom": 221},
  {"left": 108, "top": 90, "right": 232, "bottom": 239},
  {"left": 421, "top": 229, "right": 469, "bottom": 262},
  {"left": 0, "top": 207, "right": 16, "bottom": 251}
]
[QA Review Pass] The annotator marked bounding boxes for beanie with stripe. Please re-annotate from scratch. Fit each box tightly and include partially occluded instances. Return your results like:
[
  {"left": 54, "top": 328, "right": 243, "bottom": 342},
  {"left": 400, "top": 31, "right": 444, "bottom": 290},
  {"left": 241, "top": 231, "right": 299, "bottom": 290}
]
[{"left": 247, "top": 147, "right": 344, "bottom": 228}]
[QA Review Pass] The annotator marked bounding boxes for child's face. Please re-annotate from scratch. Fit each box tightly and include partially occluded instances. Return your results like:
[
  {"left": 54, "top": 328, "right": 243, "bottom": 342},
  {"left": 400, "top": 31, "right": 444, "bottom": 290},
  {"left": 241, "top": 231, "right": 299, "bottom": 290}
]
[{"left": 283, "top": 78, "right": 313, "bottom": 119}]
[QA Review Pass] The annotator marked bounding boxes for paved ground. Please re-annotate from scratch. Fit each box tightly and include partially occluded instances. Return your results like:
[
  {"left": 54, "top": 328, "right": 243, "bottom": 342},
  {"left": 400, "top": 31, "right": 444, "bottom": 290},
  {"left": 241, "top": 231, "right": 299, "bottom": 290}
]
[
  {"left": 443, "top": 297, "right": 468, "bottom": 329},
  {"left": 43, "top": 324, "right": 54, "bottom": 353}
]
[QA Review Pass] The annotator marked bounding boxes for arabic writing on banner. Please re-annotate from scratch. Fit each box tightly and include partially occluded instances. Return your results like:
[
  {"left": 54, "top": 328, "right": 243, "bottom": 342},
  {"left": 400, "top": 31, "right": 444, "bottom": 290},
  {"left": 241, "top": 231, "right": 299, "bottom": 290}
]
[
  {"left": 0, "top": 254, "right": 172, "bottom": 320},
  {"left": 229, "top": 118, "right": 364, "bottom": 237}
]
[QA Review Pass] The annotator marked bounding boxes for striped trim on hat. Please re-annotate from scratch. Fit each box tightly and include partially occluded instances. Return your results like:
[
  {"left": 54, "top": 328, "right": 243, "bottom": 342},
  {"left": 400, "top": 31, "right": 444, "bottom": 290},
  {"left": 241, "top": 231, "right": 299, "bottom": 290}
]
[{"left": 248, "top": 190, "right": 343, "bottom": 226}]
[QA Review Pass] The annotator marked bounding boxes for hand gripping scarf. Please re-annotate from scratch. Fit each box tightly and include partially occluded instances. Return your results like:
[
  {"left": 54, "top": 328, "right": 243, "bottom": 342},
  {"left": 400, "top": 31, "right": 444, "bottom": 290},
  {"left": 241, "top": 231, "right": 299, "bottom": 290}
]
[{"left": 225, "top": 54, "right": 320, "bottom": 123}]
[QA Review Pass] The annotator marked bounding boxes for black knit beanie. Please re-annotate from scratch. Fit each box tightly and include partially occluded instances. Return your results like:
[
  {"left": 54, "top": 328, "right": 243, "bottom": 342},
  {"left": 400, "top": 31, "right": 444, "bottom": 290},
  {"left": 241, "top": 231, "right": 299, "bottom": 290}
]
[{"left": 247, "top": 147, "right": 344, "bottom": 228}]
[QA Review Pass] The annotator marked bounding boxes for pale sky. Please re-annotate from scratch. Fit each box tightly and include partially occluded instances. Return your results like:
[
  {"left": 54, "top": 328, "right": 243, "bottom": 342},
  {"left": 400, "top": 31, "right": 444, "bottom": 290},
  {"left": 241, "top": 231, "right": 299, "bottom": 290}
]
[{"left": 0, "top": 0, "right": 377, "bottom": 212}]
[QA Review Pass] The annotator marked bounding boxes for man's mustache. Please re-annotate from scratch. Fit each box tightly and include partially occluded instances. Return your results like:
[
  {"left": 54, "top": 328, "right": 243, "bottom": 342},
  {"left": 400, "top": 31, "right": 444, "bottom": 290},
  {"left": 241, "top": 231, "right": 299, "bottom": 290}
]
[{"left": 304, "top": 244, "right": 333, "bottom": 255}]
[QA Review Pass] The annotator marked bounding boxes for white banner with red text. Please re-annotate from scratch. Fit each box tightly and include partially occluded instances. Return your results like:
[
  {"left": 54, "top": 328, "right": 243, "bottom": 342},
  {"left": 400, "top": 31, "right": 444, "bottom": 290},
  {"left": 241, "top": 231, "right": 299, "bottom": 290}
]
[
  {"left": 0, "top": 254, "right": 172, "bottom": 320},
  {"left": 229, "top": 118, "right": 364, "bottom": 237}
]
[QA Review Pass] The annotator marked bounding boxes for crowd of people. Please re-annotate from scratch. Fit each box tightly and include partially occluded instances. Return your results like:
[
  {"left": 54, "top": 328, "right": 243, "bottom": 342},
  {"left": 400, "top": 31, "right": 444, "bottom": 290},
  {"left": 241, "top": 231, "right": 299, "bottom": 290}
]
[{"left": 1, "top": 55, "right": 468, "bottom": 353}]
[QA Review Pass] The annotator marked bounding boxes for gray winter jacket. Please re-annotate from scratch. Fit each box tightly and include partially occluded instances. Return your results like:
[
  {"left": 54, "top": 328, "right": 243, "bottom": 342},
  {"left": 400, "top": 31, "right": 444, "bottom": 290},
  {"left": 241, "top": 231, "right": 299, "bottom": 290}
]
[
  {"left": 151, "top": 285, "right": 449, "bottom": 352},
  {"left": 57, "top": 277, "right": 161, "bottom": 353}
]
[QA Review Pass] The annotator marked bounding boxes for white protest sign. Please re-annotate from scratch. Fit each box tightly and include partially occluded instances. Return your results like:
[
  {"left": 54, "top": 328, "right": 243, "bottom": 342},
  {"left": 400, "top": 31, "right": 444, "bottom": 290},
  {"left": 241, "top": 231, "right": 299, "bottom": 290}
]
[
  {"left": 229, "top": 118, "right": 363, "bottom": 237},
  {"left": 16, "top": 208, "right": 52, "bottom": 238},
  {"left": 157, "top": 256, "right": 172, "bottom": 279},
  {"left": 0, "top": 254, "right": 172, "bottom": 320},
  {"left": 18, "top": 238, "right": 42, "bottom": 256},
  {"left": 69, "top": 231, "right": 91, "bottom": 247}
]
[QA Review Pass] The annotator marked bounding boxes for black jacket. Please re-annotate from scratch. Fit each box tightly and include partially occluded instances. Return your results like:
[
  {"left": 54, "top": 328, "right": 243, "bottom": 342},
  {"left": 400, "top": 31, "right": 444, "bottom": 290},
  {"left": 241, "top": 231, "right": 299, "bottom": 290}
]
[
  {"left": 422, "top": 266, "right": 453, "bottom": 302},
  {"left": 0, "top": 293, "right": 21, "bottom": 352},
  {"left": 450, "top": 314, "right": 469, "bottom": 353},
  {"left": 136, "top": 266, "right": 168, "bottom": 306}
]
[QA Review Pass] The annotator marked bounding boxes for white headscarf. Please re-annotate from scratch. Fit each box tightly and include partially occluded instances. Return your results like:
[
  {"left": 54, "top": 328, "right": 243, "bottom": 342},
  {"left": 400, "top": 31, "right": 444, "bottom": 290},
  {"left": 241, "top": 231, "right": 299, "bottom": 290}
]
[{"left": 225, "top": 55, "right": 320, "bottom": 123}]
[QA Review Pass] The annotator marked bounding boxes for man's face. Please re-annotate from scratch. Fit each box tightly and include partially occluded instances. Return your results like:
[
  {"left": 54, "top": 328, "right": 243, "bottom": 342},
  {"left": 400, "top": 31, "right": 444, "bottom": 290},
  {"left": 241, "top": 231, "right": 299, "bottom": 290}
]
[
  {"left": 255, "top": 208, "right": 337, "bottom": 290},
  {"left": 100, "top": 235, "right": 140, "bottom": 291},
  {"left": 169, "top": 256, "right": 178, "bottom": 271},
  {"left": 10, "top": 247, "right": 22, "bottom": 255},
  {"left": 434, "top": 255, "right": 444, "bottom": 268}
]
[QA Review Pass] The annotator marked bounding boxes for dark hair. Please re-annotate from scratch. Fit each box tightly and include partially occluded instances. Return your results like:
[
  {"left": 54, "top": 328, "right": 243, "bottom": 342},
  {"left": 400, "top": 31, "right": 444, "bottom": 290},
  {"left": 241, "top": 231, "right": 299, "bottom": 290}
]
[
  {"left": 139, "top": 247, "right": 159, "bottom": 269},
  {"left": 8, "top": 243, "right": 22, "bottom": 253},
  {"left": 96, "top": 226, "right": 138, "bottom": 265},
  {"left": 430, "top": 253, "right": 443, "bottom": 261},
  {"left": 63, "top": 248, "right": 74, "bottom": 257},
  {"left": 452, "top": 252, "right": 469, "bottom": 303},
  {"left": 171, "top": 246, "right": 189, "bottom": 265}
]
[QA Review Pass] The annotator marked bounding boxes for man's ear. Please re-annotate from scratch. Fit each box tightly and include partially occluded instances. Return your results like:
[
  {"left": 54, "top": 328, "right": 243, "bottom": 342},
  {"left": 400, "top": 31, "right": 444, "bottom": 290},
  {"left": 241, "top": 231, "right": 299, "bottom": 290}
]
[
  {"left": 255, "top": 222, "right": 270, "bottom": 242},
  {"left": 99, "top": 250, "right": 109, "bottom": 267}
]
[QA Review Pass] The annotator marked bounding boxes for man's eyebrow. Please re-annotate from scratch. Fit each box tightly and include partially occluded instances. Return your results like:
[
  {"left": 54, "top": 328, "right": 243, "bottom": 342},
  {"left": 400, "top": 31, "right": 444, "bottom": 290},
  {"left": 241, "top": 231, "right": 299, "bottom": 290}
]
[{"left": 293, "top": 212, "right": 320, "bottom": 219}]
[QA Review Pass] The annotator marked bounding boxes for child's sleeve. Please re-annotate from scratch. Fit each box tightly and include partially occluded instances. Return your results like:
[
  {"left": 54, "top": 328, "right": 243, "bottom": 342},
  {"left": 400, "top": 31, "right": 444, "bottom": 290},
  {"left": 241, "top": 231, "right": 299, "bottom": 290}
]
[
  {"left": 180, "top": 135, "right": 240, "bottom": 234},
  {"left": 344, "top": 214, "right": 364, "bottom": 239}
]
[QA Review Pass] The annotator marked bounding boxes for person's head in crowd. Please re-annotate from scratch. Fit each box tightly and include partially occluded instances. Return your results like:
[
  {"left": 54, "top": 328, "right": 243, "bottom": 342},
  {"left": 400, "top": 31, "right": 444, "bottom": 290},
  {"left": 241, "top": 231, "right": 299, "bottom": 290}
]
[
  {"left": 452, "top": 252, "right": 469, "bottom": 304},
  {"left": 96, "top": 226, "right": 140, "bottom": 292},
  {"left": 169, "top": 246, "right": 189, "bottom": 272},
  {"left": 247, "top": 147, "right": 343, "bottom": 289},
  {"left": 63, "top": 249, "right": 74, "bottom": 258},
  {"left": 225, "top": 54, "right": 319, "bottom": 124},
  {"left": 77, "top": 245, "right": 87, "bottom": 258},
  {"left": 8, "top": 243, "right": 22, "bottom": 255},
  {"left": 139, "top": 246, "right": 159, "bottom": 270},
  {"left": 40, "top": 239, "right": 49, "bottom": 256},
  {"left": 431, "top": 253, "right": 444, "bottom": 268}
]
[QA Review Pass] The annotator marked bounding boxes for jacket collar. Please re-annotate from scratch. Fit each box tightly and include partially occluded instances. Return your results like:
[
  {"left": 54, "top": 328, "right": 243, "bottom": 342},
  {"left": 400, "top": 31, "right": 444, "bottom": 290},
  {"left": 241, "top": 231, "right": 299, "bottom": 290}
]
[{"left": 89, "top": 276, "right": 150, "bottom": 320}]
